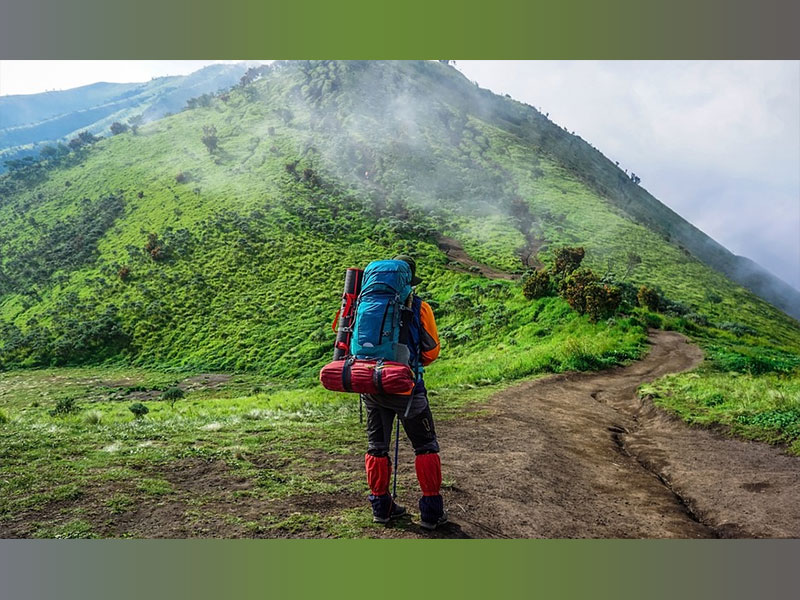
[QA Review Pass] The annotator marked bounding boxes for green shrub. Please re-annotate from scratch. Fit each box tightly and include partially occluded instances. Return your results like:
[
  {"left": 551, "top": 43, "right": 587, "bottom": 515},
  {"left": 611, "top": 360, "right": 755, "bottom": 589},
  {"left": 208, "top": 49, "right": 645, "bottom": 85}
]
[
  {"left": 109, "top": 122, "right": 129, "bottom": 135},
  {"left": 83, "top": 410, "right": 102, "bottom": 425},
  {"left": 637, "top": 285, "right": 661, "bottom": 311},
  {"left": 611, "top": 280, "right": 639, "bottom": 311},
  {"left": 562, "top": 268, "right": 597, "bottom": 316},
  {"left": 522, "top": 269, "right": 553, "bottom": 300},
  {"left": 639, "top": 311, "right": 663, "bottom": 329},
  {"left": 663, "top": 316, "right": 694, "bottom": 333},
  {"left": 448, "top": 293, "right": 473, "bottom": 311},
  {"left": 717, "top": 321, "right": 758, "bottom": 338},
  {"left": 703, "top": 392, "right": 725, "bottom": 407},
  {"left": 736, "top": 409, "right": 800, "bottom": 431},
  {"left": 0, "top": 409, "right": 8, "bottom": 424},
  {"left": 487, "top": 305, "right": 510, "bottom": 327},
  {"left": 161, "top": 386, "right": 185, "bottom": 407},
  {"left": 708, "top": 345, "right": 800, "bottom": 375},
  {"left": 552, "top": 246, "right": 585, "bottom": 277},
  {"left": 118, "top": 265, "right": 131, "bottom": 281},
  {"left": 144, "top": 233, "right": 166, "bottom": 261},
  {"left": 660, "top": 298, "right": 690, "bottom": 317},
  {"left": 560, "top": 336, "right": 603, "bottom": 371},
  {"left": 201, "top": 125, "right": 219, "bottom": 153},
  {"left": 49, "top": 397, "right": 79, "bottom": 417},
  {"left": 129, "top": 402, "right": 149, "bottom": 419},
  {"left": 686, "top": 312, "right": 710, "bottom": 327},
  {"left": 584, "top": 283, "right": 622, "bottom": 323}
]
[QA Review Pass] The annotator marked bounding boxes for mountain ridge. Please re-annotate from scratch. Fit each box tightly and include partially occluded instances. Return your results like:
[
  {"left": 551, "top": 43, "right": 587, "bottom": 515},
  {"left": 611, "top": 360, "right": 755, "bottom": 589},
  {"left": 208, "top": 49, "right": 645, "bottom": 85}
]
[{"left": 441, "top": 64, "right": 800, "bottom": 319}]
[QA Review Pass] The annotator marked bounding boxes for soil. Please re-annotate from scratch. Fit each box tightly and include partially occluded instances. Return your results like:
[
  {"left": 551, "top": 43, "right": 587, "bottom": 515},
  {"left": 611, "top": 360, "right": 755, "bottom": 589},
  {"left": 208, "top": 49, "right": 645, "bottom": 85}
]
[
  {"left": 380, "top": 330, "right": 800, "bottom": 538},
  {"left": 436, "top": 235, "right": 521, "bottom": 280}
]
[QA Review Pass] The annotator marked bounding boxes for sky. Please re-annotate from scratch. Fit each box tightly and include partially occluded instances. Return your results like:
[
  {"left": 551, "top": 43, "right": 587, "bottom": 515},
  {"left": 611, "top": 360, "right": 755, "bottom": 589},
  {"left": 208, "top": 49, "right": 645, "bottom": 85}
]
[
  {"left": 0, "top": 61, "right": 242, "bottom": 95},
  {"left": 1, "top": 60, "right": 798, "bottom": 290}
]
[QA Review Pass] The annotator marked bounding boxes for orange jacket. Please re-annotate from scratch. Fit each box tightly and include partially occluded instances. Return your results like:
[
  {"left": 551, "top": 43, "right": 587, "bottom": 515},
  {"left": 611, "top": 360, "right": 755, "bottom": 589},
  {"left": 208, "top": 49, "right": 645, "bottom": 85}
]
[{"left": 418, "top": 300, "right": 440, "bottom": 366}]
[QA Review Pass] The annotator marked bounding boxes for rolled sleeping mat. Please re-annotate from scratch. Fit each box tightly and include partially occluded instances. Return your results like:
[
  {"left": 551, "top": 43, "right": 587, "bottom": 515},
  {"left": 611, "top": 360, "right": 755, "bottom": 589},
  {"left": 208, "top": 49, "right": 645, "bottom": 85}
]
[
  {"left": 333, "top": 267, "right": 364, "bottom": 360},
  {"left": 320, "top": 358, "right": 415, "bottom": 395}
]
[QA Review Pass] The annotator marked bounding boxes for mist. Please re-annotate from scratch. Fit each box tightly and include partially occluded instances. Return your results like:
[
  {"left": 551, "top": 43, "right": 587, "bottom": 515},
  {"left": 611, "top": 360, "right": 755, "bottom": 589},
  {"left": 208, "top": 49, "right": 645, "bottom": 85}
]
[
  {"left": 454, "top": 60, "right": 800, "bottom": 292},
  {"left": 246, "top": 60, "right": 799, "bottom": 320}
]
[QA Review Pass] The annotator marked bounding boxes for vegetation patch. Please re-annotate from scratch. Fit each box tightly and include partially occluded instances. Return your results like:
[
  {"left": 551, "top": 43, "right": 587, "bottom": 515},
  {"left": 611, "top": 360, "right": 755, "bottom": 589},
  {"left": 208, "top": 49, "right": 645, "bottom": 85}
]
[{"left": 641, "top": 370, "right": 800, "bottom": 454}]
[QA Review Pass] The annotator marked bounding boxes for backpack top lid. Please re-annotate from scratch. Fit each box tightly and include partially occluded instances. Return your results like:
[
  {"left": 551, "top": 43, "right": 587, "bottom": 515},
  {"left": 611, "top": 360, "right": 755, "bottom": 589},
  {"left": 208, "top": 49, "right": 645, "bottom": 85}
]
[{"left": 361, "top": 260, "right": 413, "bottom": 298}]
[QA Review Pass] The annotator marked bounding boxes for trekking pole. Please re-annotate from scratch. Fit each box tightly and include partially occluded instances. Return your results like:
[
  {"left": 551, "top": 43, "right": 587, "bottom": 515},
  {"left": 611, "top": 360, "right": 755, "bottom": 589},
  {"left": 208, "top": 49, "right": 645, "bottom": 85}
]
[{"left": 392, "top": 417, "right": 400, "bottom": 499}]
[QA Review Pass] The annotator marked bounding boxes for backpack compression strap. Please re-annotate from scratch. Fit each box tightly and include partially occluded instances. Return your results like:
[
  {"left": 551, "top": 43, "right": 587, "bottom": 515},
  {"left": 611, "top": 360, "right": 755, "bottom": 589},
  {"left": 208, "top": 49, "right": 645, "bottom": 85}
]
[
  {"left": 341, "top": 356, "right": 355, "bottom": 392},
  {"left": 371, "top": 359, "right": 386, "bottom": 395}
]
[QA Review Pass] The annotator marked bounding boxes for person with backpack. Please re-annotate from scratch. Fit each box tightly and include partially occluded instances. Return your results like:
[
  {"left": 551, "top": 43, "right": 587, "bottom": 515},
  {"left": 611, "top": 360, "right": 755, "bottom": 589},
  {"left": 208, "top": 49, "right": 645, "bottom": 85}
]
[{"left": 358, "top": 255, "right": 446, "bottom": 530}]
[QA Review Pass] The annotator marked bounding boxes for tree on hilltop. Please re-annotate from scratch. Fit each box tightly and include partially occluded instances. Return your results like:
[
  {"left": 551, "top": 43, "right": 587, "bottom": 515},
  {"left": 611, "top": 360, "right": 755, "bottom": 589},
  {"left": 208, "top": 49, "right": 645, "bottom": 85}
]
[
  {"left": 128, "top": 114, "right": 144, "bottom": 134},
  {"left": 110, "top": 121, "right": 129, "bottom": 135}
]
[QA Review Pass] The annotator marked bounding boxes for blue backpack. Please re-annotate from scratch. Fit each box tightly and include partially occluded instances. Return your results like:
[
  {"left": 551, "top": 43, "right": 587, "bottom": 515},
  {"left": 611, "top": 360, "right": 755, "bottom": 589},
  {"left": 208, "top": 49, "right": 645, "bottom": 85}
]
[{"left": 350, "top": 260, "right": 413, "bottom": 364}]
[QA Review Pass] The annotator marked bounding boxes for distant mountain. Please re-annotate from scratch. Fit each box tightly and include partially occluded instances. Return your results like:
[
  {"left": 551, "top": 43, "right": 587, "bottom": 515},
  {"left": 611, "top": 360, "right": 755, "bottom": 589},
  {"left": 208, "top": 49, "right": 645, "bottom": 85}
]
[{"left": 0, "top": 63, "right": 257, "bottom": 169}]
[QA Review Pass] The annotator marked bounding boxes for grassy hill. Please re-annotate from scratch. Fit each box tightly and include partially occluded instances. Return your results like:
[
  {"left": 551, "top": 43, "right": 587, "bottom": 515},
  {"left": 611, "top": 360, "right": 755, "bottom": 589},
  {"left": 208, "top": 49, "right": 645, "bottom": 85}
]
[
  {"left": 1, "top": 61, "right": 799, "bottom": 536},
  {"left": 0, "top": 63, "right": 254, "bottom": 170}
]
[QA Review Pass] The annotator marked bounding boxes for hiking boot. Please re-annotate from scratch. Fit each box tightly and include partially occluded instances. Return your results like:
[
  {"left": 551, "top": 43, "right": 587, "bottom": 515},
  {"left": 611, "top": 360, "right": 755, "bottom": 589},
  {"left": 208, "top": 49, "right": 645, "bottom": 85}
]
[
  {"left": 420, "top": 510, "right": 449, "bottom": 531},
  {"left": 419, "top": 494, "right": 447, "bottom": 531},
  {"left": 369, "top": 494, "right": 407, "bottom": 523}
]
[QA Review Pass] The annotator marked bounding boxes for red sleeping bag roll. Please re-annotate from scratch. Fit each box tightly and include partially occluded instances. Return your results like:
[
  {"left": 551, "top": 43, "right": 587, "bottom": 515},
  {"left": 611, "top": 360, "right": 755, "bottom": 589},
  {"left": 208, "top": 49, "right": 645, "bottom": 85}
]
[{"left": 320, "top": 358, "right": 415, "bottom": 395}]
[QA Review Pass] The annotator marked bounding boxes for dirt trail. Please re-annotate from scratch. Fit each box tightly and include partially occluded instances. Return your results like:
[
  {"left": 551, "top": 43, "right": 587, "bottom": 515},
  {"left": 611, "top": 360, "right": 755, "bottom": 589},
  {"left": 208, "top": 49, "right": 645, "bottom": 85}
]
[
  {"left": 384, "top": 331, "right": 800, "bottom": 538},
  {"left": 436, "top": 235, "right": 520, "bottom": 280}
]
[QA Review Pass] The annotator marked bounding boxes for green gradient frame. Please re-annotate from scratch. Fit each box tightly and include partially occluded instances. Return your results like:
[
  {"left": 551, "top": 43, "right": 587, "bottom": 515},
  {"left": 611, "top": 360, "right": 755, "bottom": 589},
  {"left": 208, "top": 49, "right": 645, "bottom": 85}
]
[
  {"left": 2, "top": 540, "right": 799, "bottom": 599},
  {"left": 1, "top": 1, "right": 799, "bottom": 598},
  {"left": 0, "top": 0, "right": 799, "bottom": 58}
]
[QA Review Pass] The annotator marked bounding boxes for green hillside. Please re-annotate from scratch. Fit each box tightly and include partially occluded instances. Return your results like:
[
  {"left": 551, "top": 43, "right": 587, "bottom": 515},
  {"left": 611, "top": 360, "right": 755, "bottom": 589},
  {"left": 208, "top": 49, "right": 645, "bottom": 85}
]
[{"left": 2, "top": 60, "right": 798, "bottom": 372}]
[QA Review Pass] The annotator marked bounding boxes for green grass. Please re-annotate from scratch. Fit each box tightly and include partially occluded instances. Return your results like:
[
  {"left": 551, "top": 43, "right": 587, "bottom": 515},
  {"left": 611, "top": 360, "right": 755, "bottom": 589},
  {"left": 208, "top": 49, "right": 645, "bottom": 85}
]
[
  {"left": 32, "top": 519, "right": 98, "bottom": 539},
  {"left": 0, "top": 318, "right": 639, "bottom": 535},
  {"left": 640, "top": 368, "right": 800, "bottom": 455}
]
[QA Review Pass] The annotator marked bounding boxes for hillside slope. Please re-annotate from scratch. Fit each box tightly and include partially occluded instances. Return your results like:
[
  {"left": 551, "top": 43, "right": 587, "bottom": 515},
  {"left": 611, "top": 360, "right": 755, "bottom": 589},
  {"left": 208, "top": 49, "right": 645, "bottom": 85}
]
[
  {"left": 0, "top": 63, "right": 254, "bottom": 169},
  {"left": 0, "top": 60, "right": 798, "bottom": 382}
]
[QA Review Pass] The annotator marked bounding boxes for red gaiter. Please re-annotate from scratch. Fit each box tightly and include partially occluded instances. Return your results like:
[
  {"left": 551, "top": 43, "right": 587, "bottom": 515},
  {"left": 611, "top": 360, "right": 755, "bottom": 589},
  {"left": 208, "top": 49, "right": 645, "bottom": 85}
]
[
  {"left": 365, "top": 454, "right": 391, "bottom": 496},
  {"left": 414, "top": 453, "right": 442, "bottom": 496}
]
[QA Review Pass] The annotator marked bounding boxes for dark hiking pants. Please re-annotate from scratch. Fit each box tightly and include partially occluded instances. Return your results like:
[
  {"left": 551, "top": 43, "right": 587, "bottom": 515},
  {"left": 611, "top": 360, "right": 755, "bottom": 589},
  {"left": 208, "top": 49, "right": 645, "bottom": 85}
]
[{"left": 362, "top": 384, "right": 439, "bottom": 456}]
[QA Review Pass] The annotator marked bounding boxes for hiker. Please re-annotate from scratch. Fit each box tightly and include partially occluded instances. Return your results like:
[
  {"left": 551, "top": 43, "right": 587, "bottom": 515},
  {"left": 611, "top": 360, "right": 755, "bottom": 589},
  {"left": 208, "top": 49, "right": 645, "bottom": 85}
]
[{"left": 362, "top": 255, "right": 447, "bottom": 530}]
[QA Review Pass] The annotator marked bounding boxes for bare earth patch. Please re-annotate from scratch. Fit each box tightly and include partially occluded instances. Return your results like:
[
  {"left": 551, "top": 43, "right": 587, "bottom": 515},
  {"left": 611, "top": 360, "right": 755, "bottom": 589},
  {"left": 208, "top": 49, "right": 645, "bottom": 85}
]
[
  {"left": 436, "top": 235, "right": 520, "bottom": 280},
  {"left": 380, "top": 330, "right": 799, "bottom": 538}
]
